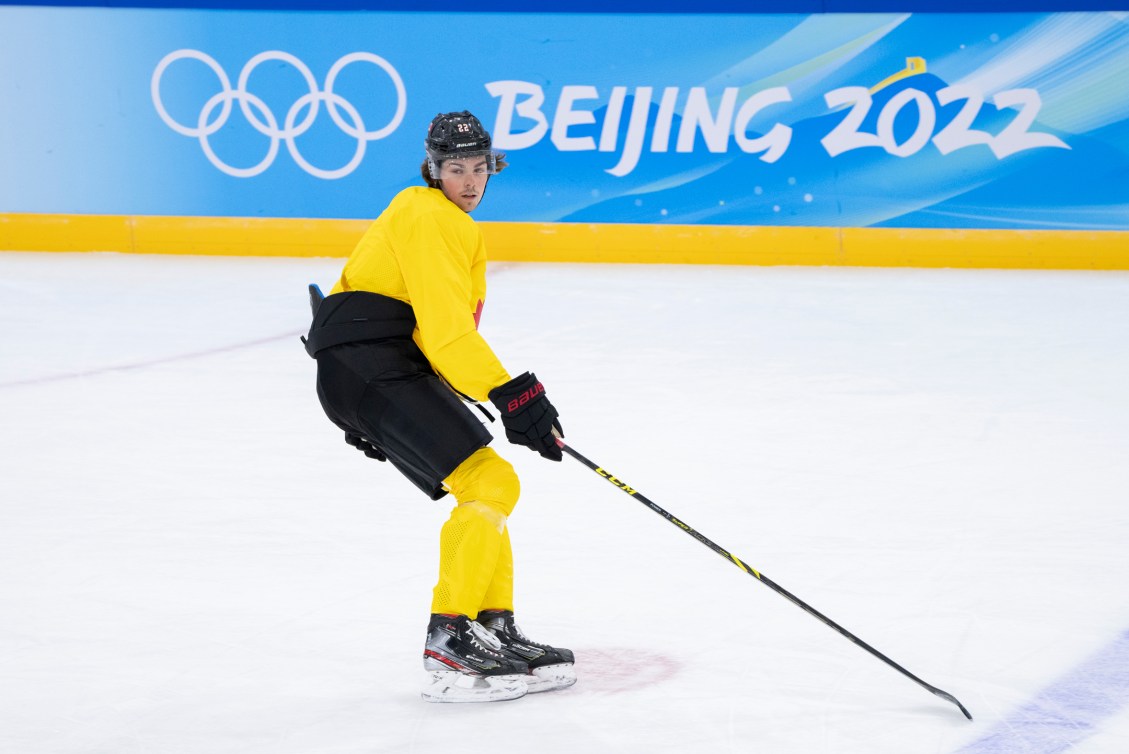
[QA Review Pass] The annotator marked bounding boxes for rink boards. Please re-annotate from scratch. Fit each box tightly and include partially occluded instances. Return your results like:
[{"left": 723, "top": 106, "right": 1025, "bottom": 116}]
[
  {"left": 2, "top": 213, "right": 1126, "bottom": 269},
  {"left": 1, "top": 4, "right": 1127, "bottom": 268}
]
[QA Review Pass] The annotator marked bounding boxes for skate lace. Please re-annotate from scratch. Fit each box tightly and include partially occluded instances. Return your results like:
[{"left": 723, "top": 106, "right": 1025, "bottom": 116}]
[
  {"left": 468, "top": 620, "right": 504, "bottom": 652},
  {"left": 511, "top": 621, "right": 548, "bottom": 649}
]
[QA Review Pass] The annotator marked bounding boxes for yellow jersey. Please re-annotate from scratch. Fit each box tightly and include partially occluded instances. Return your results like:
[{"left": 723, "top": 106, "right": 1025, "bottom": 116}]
[{"left": 330, "top": 186, "right": 510, "bottom": 402}]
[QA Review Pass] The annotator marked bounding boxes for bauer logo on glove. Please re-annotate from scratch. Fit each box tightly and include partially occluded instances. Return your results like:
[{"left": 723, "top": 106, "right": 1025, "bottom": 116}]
[
  {"left": 506, "top": 381, "right": 546, "bottom": 412},
  {"left": 489, "top": 371, "right": 563, "bottom": 462}
]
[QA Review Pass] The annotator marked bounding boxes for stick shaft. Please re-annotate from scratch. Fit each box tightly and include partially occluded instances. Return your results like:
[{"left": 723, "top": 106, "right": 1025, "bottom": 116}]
[{"left": 559, "top": 441, "right": 971, "bottom": 720}]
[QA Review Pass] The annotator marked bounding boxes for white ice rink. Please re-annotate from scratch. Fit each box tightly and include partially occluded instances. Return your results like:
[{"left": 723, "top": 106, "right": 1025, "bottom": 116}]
[{"left": 2, "top": 251, "right": 1128, "bottom": 753}]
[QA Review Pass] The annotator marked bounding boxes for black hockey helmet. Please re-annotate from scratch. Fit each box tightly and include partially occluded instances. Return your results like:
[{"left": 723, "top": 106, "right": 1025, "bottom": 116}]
[{"left": 424, "top": 110, "right": 497, "bottom": 179}]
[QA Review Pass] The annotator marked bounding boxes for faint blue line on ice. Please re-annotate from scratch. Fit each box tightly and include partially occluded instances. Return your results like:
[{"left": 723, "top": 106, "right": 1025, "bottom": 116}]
[
  {"left": 955, "top": 627, "right": 1129, "bottom": 754},
  {"left": 0, "top": 332, "right": 301, "bottom": 389}
]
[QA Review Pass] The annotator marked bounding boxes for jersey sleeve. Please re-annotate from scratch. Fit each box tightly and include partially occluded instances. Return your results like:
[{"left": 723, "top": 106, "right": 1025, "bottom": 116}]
[{"left": 397, "top": 211, "right": 510, "bottom": 402}]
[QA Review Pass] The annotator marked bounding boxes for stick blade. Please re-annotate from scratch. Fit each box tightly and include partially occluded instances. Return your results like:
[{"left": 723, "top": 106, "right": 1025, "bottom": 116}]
[{"left": 933, "top": 688, "right": 973, "bottom": 720}]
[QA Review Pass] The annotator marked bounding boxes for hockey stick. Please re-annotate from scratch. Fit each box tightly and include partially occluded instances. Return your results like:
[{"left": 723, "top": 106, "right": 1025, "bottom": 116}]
[{"left": 557, "top": 438, "right": 973, "bottom": 720}]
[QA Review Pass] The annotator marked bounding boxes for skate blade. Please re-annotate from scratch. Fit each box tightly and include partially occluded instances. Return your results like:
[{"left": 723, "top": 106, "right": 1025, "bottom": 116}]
[
  {"left": 524, "top": 663, "right": 577, "bottom": 693},
  {"left": 421, "top": 671, "right": 528, "bottom": 703}
]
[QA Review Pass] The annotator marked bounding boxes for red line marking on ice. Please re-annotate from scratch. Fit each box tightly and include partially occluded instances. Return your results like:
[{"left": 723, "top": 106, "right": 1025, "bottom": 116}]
[
  {"left": 0, "top": 332, "right": 301, "bottom": 389},
  {"left": 573, "top": 648, "right": 680, "bottom": 694}
]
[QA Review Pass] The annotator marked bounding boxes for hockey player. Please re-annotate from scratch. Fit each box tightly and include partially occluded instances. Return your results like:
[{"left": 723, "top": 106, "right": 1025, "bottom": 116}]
[{"left": 304, "top": 111, "right": 575, "bottom": 703}]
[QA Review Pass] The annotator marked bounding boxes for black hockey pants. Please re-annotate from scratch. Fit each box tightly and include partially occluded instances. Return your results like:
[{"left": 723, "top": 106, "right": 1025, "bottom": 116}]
[{"left": 307, "top": 291, "right": 492, "bottom": 500}]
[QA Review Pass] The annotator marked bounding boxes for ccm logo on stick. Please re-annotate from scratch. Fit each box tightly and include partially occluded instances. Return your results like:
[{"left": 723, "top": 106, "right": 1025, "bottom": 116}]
[
  {"left": 507, "top": 382, "right": 545, "bottom": 412},
  {"left": 596, "top": 467, "right": 637, "bottom": 495}
]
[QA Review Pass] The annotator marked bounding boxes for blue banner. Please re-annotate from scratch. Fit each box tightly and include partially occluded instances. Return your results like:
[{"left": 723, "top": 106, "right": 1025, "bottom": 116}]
[
  {"left": 1, "top": 7, "right": 1127, "bottom": 229},
  {"left": 11, "top": 2, "right": 1129, "bottom": 12}
]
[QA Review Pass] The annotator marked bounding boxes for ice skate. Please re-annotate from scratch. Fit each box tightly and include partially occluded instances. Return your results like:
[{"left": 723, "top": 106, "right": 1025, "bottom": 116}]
[
  {"left": 478, "top": 609, "right": 576, "bottom": 693},
  {"left": 421, "top": 614, "right": 530, "bottom": 703}
]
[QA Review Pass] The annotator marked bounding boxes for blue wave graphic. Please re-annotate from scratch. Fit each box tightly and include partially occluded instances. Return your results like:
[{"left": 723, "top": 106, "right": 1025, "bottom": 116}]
[{"left": 532, "top": 71, "right": 1129, "bottom": 228}]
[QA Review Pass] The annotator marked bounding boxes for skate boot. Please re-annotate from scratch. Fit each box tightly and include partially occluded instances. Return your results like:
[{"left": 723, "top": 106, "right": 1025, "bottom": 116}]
[
  {"left": 421, "top": 614, "right": 530, "bottom": 703},
  {"left": 478, "top": 609, "right": 576, "bottom": 693}
]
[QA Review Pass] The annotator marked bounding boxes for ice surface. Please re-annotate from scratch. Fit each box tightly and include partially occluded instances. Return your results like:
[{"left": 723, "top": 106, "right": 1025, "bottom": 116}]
[{"left": 2, "top": 251, "right": 1128, "bottom": 753}]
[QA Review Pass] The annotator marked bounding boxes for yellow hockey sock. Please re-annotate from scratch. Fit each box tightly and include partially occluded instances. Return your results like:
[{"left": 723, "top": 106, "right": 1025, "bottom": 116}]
[{"left": 430, "top": 447, "right": 519, "bottom": 617}]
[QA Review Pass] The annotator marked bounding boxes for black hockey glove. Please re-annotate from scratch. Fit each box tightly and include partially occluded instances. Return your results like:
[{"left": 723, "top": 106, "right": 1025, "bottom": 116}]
[
  {"left": 345, "top": 432, "right": 387, "bottom": 462},
  {"left": 488, "top": 372, "right": 563, "bottom": 462}
]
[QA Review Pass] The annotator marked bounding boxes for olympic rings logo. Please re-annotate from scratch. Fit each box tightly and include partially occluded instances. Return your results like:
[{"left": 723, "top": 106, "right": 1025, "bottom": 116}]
[{"left": 151, "top": 49, "right": 407, "bottom": 179}]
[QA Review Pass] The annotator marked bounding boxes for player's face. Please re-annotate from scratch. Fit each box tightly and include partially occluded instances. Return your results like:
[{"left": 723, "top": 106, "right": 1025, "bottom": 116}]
[{"left": 438, "top": 158, "right": 490, "bottom": 212}]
